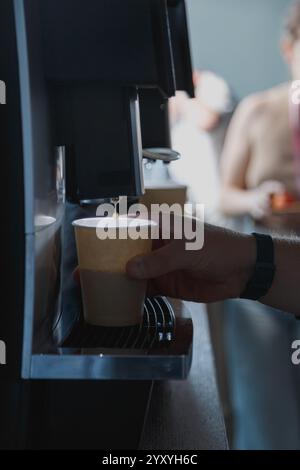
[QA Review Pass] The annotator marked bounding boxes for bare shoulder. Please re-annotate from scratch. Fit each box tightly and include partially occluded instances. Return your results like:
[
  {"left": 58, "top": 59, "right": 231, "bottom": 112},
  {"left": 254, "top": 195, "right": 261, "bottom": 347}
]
[
  {"left": 263, "top": 82, "right": 289, "bottom": 106},
  {"left": 235, "top": 83, "right": 289, "bottom": 122}
]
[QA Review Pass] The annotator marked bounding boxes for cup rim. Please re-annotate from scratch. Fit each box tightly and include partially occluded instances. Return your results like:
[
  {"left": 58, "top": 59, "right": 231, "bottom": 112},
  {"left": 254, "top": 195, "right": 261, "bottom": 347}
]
[{"left": 72, "top": 216, "right": 157, "bottom": 229}]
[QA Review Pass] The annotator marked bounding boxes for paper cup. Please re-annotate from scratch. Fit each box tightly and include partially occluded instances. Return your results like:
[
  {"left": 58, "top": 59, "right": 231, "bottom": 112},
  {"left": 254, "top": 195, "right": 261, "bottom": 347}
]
[{"left": 72, "top": 217, "right": 156, "bottom": 326}]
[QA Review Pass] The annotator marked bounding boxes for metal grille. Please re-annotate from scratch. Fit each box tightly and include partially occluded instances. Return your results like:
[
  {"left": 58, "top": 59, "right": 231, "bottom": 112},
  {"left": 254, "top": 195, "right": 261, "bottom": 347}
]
[{"left": 61, "top": 296, "right": 175, "bottom": 350}]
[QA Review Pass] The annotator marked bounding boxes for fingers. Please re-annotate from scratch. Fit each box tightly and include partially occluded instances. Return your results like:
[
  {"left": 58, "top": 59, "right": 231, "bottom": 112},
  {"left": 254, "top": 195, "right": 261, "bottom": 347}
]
[{"left": 126, "top": 241, "right": 185, "bottom": 280}]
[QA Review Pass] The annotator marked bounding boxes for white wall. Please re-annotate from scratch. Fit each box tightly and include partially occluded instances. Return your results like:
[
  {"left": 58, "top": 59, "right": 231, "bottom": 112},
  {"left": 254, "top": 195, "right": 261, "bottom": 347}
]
[{"left": 186, "top": 0, "right": 291, "bottom": 98}]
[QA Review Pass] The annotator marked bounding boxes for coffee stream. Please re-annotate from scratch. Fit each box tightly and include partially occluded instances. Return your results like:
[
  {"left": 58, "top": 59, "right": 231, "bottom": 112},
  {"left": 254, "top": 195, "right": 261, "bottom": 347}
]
[{"left": 111, "top": 197, "right": 120, "bottom": 218}]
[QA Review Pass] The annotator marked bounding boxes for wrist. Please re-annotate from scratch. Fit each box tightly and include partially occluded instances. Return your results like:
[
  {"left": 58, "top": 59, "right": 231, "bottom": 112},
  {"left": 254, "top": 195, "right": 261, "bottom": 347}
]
[{"left": 240, "top": 191, "right": 259, "bottom": 218}]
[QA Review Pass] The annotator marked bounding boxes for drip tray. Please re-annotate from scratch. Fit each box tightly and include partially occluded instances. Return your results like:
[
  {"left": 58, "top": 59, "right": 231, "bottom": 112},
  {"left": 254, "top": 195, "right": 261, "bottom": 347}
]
[
  {"left": 62, "top": 297, "right": 177, "bottom": 350},
  {"left": 29, "top": 297, "right": 193, "bottom": 380}
]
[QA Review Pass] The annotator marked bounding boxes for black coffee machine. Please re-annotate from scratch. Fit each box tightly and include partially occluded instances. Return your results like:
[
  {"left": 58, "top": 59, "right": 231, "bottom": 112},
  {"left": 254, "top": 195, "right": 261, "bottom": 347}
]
[{"left": 1, "top": 0, "right": 194, "bottom": 449}]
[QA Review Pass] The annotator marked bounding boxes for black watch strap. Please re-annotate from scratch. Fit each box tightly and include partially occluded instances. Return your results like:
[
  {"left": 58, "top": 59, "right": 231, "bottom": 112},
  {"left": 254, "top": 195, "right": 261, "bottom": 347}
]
[{"left": 240, "top": 233, "right": 276, "bottom": 300}]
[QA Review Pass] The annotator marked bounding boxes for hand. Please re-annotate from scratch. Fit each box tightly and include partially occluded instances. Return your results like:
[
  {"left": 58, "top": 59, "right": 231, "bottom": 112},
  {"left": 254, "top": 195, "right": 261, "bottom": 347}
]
[
  {"left": 126, "top": 223, "right": 256, "bottom": 303},
  {"left": 247, "top": 180, "right": 285, "bottom": 220}
]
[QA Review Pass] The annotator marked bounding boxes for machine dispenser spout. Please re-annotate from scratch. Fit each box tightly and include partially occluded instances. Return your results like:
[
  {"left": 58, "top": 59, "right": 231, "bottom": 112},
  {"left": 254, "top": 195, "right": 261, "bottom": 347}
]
[{"left": 142, "top": 148, "right": 181, "bottom": 163}]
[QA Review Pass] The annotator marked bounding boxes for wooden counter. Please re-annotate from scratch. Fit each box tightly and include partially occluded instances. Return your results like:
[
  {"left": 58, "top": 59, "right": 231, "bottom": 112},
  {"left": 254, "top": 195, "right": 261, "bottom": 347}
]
[{"left": 140, "top": 302, "right": 228, "bottom": 450}]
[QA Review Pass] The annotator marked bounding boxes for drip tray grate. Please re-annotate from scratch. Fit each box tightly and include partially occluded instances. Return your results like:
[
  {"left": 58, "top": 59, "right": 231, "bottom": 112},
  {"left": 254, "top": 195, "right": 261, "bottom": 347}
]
[
  {"left": 29, "top": 298, "right": 193, "bottom": 380},
  {"left": 61, "top": 297, "right": 175, "bottom": 351}
]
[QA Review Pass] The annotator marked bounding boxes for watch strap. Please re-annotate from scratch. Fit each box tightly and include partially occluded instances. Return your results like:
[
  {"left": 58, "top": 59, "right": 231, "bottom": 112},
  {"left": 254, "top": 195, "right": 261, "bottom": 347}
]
[{"left": 240, "top": 233, "right": 276, "bottom": 300}]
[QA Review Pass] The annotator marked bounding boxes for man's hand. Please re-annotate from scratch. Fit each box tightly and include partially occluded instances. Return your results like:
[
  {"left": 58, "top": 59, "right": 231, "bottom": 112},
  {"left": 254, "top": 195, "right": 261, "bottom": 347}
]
[{"left": 126, "top": 224, "right": 256, "bottom": 303}]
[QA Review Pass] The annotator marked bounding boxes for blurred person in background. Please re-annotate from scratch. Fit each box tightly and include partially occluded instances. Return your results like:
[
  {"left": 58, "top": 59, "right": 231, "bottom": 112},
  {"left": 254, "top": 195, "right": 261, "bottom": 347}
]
[
  {"left": 168, "top": 70, "right": 235, "bottom": 221},
  {"left": 219, "top": 0, "right": 300, "bottom": 450}
]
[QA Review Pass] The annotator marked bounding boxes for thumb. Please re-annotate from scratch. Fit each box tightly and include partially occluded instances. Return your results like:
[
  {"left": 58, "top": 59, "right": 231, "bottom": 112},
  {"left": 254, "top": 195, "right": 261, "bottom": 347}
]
[{"left": 126, "top": 241, "right": 184, "bottom": 280}]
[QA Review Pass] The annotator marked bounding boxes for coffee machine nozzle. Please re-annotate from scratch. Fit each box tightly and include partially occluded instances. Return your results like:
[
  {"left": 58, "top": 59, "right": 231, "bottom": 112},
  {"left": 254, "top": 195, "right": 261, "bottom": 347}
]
[{"left": 142, "top": 148, "right": 181, "bottom": 163}]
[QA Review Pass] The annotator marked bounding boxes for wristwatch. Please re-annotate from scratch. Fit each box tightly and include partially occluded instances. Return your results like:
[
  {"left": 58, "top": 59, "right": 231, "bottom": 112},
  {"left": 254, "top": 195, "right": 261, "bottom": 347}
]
[{"left": 240, "top": 233, "right": 276, "bottom": 300}]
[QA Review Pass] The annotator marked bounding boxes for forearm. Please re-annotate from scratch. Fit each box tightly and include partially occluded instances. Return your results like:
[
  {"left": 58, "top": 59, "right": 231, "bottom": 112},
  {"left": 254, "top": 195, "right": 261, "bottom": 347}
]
[{"left": 220, "top": 185, "right": 251, "bottom": 217}]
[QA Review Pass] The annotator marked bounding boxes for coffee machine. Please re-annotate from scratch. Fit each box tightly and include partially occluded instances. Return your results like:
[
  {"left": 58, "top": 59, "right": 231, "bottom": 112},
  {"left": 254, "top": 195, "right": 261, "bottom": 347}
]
[{"left": 1, "top": 0, "right": 194, "bottom": 449}]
